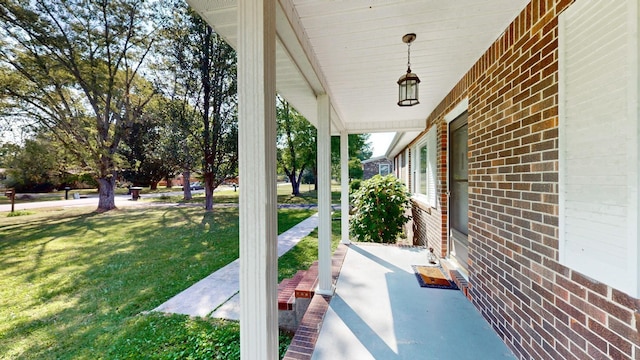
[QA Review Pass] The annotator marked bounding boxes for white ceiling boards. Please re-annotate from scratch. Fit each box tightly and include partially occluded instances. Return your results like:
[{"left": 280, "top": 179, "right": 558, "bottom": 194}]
[{"left": 188, "top": 0, "right": 529, "bottom": 135}]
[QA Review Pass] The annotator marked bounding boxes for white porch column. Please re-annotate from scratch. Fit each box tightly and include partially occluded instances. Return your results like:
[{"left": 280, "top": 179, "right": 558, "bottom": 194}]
[
  {"left": 316, "top": 94, "right": 333, "bottom": 295},
  {"left": 238, "top": 1, "right": 278, "bottom": 359},
  {"left": 340, "top": 131, "right": 351, "bottom": 244}
]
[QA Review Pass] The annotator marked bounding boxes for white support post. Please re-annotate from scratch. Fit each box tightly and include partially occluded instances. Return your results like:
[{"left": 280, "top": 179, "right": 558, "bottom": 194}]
[
  {"left": 238, "top": 1, "right": 278, "bottom": 359},
  {"left": 340, "top": 131, "right": 351, "bottom": 244},
  {"left": 316, "top": 94, "right": 333, "bottom": 295}
]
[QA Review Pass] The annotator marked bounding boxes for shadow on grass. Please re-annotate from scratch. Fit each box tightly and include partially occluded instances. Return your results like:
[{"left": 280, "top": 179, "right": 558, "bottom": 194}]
[{"left": 0, "top": 206, "right": 242, "bottom": 359}]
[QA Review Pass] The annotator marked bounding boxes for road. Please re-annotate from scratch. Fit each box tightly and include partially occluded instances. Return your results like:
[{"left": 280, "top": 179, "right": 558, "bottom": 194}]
[{"left": 0, "top": 190, "right": 199, "bottom": 213}]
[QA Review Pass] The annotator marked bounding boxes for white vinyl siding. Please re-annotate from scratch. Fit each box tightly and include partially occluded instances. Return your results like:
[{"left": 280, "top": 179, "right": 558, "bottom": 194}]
[
  {"left": 412, "top": 126, "right": 437, "bottom": 208},
  {"left": 559, "top": 0, "right": 639, "bottom": 296}
]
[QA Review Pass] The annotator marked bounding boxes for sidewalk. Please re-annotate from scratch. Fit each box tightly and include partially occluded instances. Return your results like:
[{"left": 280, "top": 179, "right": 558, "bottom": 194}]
[{"left": 153, "top": 213, "right": 320, "bottom": 319}]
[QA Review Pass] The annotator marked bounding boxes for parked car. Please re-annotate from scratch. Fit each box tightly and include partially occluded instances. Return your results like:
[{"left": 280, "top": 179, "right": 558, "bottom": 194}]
[{"left": 189, "top": 182, "right": 204, "bottom": 190}]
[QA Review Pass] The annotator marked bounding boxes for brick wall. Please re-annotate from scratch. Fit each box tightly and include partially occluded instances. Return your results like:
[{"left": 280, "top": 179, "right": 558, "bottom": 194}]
[{"left": 397, "top": 0, "right": 640, "bottom": 359}]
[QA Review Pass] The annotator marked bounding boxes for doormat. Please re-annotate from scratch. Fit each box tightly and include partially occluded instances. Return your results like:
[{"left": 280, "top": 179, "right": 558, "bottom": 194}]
[{"left": 411, "top": 265, "right": 458, "bottom": 290}]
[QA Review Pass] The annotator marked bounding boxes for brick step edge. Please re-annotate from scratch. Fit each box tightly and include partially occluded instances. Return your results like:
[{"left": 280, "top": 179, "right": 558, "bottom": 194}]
[
  {"left": 278, "top": 270, "right": 307, "bottom": 310},
  {"left": 295, "top": 261, "right": 319, "bottom": 299},
  {"left": 282, "top": 243, "right": 349, "bottom": 360}
]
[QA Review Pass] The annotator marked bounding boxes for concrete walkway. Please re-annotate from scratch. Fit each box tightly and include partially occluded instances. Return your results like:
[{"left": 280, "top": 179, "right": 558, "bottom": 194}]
[
  {"left": 153, "top": 213, "right": 320, "bottom": 319},
  {"left": 312, "top": 244, "right": 516, "bottom": 360}
]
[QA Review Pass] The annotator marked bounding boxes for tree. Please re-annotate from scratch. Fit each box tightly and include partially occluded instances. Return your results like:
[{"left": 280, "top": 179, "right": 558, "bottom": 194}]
[
  {"left": 158, "top": 98, "right": 200, "bottom": 199},
  {"left": 157, "top": 2, "right": 237, "bottom": 208},
  {"left": 3, "top": 133, "right": 78, "bottom": 192},
  {"left": 0, "top": 0, "right": 157, "bottom": 211},
  {"left": 0, "top": 142, "right": 20, "bottom": 168},
  {"left": 118, "top": 105, "right": 172, "bottom": 189},
  {"left": 331, "top": 134, "right": 373, "bottom": 180},
  {"left": 198, "top": 23, "right": 237, "bottom": 211},
  {"left": 349, "top": 158, "right": 364, "bottom": 180},
  {"left": 276, "top": 96, "right": 316, "bottom": 196}
]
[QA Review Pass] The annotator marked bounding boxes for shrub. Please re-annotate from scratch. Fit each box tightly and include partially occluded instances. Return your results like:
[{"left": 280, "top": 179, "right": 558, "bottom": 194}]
[
  {"left": 349, "top": 179, "right": 361, "bottom": 192},
  {"left": 349, "top": 174, "right": 411, "bottom": 243}
]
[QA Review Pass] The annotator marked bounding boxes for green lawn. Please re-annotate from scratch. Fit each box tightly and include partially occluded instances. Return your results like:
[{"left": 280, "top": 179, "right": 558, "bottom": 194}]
[
  {"left": 0, "top": 183, "right": 343, "bottom": 206},
  {"left": 0, "top": 205, "right": 325, "bottom": 359},
  {"left": 143, "top": 184, "right": 341, "bottom": 205},
  {"left": 278, "top": 220, "right": 341, "bottom": 283}
]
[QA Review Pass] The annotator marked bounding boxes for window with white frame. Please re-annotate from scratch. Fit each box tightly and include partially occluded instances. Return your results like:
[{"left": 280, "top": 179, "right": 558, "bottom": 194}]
[
  {"left": 559, "top": 0, "right": 639, "bottom": 296},
  {"left": 412, "top": 127, "right": 437, "bottom": 207},
  {"left": 379, "top": 163, "right": 390, "bottom": 176}
]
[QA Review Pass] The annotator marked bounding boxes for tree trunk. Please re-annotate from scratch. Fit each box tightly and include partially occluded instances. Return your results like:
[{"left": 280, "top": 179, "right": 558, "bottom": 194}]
[
  {"left": 313, "top": 167, "right": 318, "bottom": 191},
  {"left": 183, "top": 170, "right": 192, "bottom": 200},
  {"left": 150, "top": 182, "right": 158, "bottom": 190},
  {"left": 288, "top": 173, "right": 300, "bottom": 196},
  {"left": 204, "top": 172, "right": 214, "bottom": 211},
  {"left": 97, "top": 176, "right": 117, "bottom": 211}
]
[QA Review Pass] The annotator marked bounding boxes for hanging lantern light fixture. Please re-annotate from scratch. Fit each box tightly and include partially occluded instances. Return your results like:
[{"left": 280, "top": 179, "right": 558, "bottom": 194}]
[{"left": 397, "top": 33, "right": 420, "bottom": 107}]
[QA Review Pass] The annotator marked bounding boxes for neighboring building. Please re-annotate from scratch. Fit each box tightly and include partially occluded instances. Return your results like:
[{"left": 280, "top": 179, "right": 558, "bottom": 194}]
[
  {"left": 361, "top": 156, "right": 393, "bottom": 180},
  {"left": 386, "top": 1, "right": 640, "bottom": 359}
]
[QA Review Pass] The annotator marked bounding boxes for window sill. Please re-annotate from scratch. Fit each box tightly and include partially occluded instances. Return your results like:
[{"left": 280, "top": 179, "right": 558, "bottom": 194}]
[{"left": 410, "top": 195, "right": 432, "bottom": 214}]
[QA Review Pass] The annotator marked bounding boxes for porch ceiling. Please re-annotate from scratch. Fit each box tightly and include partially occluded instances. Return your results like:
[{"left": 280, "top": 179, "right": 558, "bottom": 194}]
[{"left": 188, "top": 0, "right": 529, "bottom": 135}]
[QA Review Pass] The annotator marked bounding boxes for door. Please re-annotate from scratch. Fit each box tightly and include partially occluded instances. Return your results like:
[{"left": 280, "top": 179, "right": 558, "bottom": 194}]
[{"left": 449, "top": 113, "right": 469, "bottom": 271}]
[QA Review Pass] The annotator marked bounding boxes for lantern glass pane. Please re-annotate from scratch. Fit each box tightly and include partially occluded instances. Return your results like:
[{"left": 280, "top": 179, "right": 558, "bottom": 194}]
[
  {"left": 398, "top": 81, "right": 406, "bottom": 103},
  {"left": 407, "top": 80, "right": 416, "bottom": 100}
]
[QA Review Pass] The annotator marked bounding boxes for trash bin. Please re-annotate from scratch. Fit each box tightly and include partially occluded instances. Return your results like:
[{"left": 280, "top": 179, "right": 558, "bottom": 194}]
[
  {"left": 130, "top": 187, "right": 142, "bottom": 201},
  {"left": 73, "top": 192, "right": 80, "bottom": 199}
]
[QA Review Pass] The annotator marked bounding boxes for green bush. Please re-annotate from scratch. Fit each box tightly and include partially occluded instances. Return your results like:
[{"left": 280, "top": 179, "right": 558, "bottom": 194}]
[
  {"left": 349, "top": 179, "right": 361, "bottom": 192},
  {"left": 349, "top": 174, "right": 411, "bottom": 243}
]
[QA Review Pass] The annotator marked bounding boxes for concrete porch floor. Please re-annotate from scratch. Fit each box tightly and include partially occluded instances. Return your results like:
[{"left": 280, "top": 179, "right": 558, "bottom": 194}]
[{"left": 311, "top": 244, "right": 516, "bottom": 360}]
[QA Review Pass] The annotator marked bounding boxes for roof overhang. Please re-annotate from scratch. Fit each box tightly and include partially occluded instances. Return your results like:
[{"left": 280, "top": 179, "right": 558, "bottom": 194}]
[
  {"left": 386, "top": 130, "right": 423, "bottom": 158},
  {"left": 188, "top": 0, "right": 529, "bottom": 137}
]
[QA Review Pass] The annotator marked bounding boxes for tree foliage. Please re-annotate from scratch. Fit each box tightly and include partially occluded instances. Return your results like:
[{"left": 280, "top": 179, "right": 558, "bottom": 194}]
[
  {"left": 348, "top": 158, "right": 364, "bottom": 180},
  {"left": 0, "top": 142, "right": 20, "bottom": 168},
  {"left": 0, "top": 0, "right": 158, "bottom": 210},
  {"left": 276, "top": 96, "right": 316, "bottom": 196},
  {"left": 118, "top": 99, "right": 174, "bottom": 189},
  {"left": 331, "top": 134, "right": 372, "bottom": 179},
  {"left": 156, "top": 98, "right": 200, "bottom": 199},
  {"left": 350, "top": 175, "right": 411, "bottom": 243},
  {"left": 3, "top": 133, "right": 86, "bottom": 192},
  {"left": 4, "top": 137, "right": 58, "bottom": 192}
]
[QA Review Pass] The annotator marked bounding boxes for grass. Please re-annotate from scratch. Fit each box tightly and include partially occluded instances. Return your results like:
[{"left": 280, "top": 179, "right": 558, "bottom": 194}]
[
  {"left": 0, "top": 205, "right": 318, "bottom": 359},
  {"left": 6, "top": 210, "right": 34, "bottom": 217},
  {"left": 0, "top": 183, "right": 344, "bottom": 206},
  {"left": 277, "top": 220, "right": 341, "bottom": 283},
  {"left": 138, "top": 183, "right": 343, "bottom": 205}
]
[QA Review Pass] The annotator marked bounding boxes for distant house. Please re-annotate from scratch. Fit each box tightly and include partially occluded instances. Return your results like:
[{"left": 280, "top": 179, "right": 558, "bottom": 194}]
[{"left": 361, "top": 156, "right": 393, "bottom": 180}]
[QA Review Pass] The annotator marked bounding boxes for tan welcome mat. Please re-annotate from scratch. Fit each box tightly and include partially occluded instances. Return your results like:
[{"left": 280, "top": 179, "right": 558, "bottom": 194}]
[{"left": 411, "top": 265, "right": 458, "bottom": 290}]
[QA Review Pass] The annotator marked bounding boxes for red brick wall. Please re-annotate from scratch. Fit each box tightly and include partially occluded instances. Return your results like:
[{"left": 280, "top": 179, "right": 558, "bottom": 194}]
[{"left": 397, "top": 0, "right": 640, "bottom": 359}]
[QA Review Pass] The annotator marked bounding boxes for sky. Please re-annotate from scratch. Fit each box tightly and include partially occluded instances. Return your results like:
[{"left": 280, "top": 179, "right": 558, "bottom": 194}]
[{"left": 369, "top": 132, "right": 395, "bottom": 157}]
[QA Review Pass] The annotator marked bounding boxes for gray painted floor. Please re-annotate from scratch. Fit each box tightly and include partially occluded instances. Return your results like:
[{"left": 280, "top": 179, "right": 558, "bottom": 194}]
[
  {"left": 312, "top": 244, "right": 516, "bottom": 360},
  {"left": 153, "top": 213, "right": 319, "bottom": 318}
]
